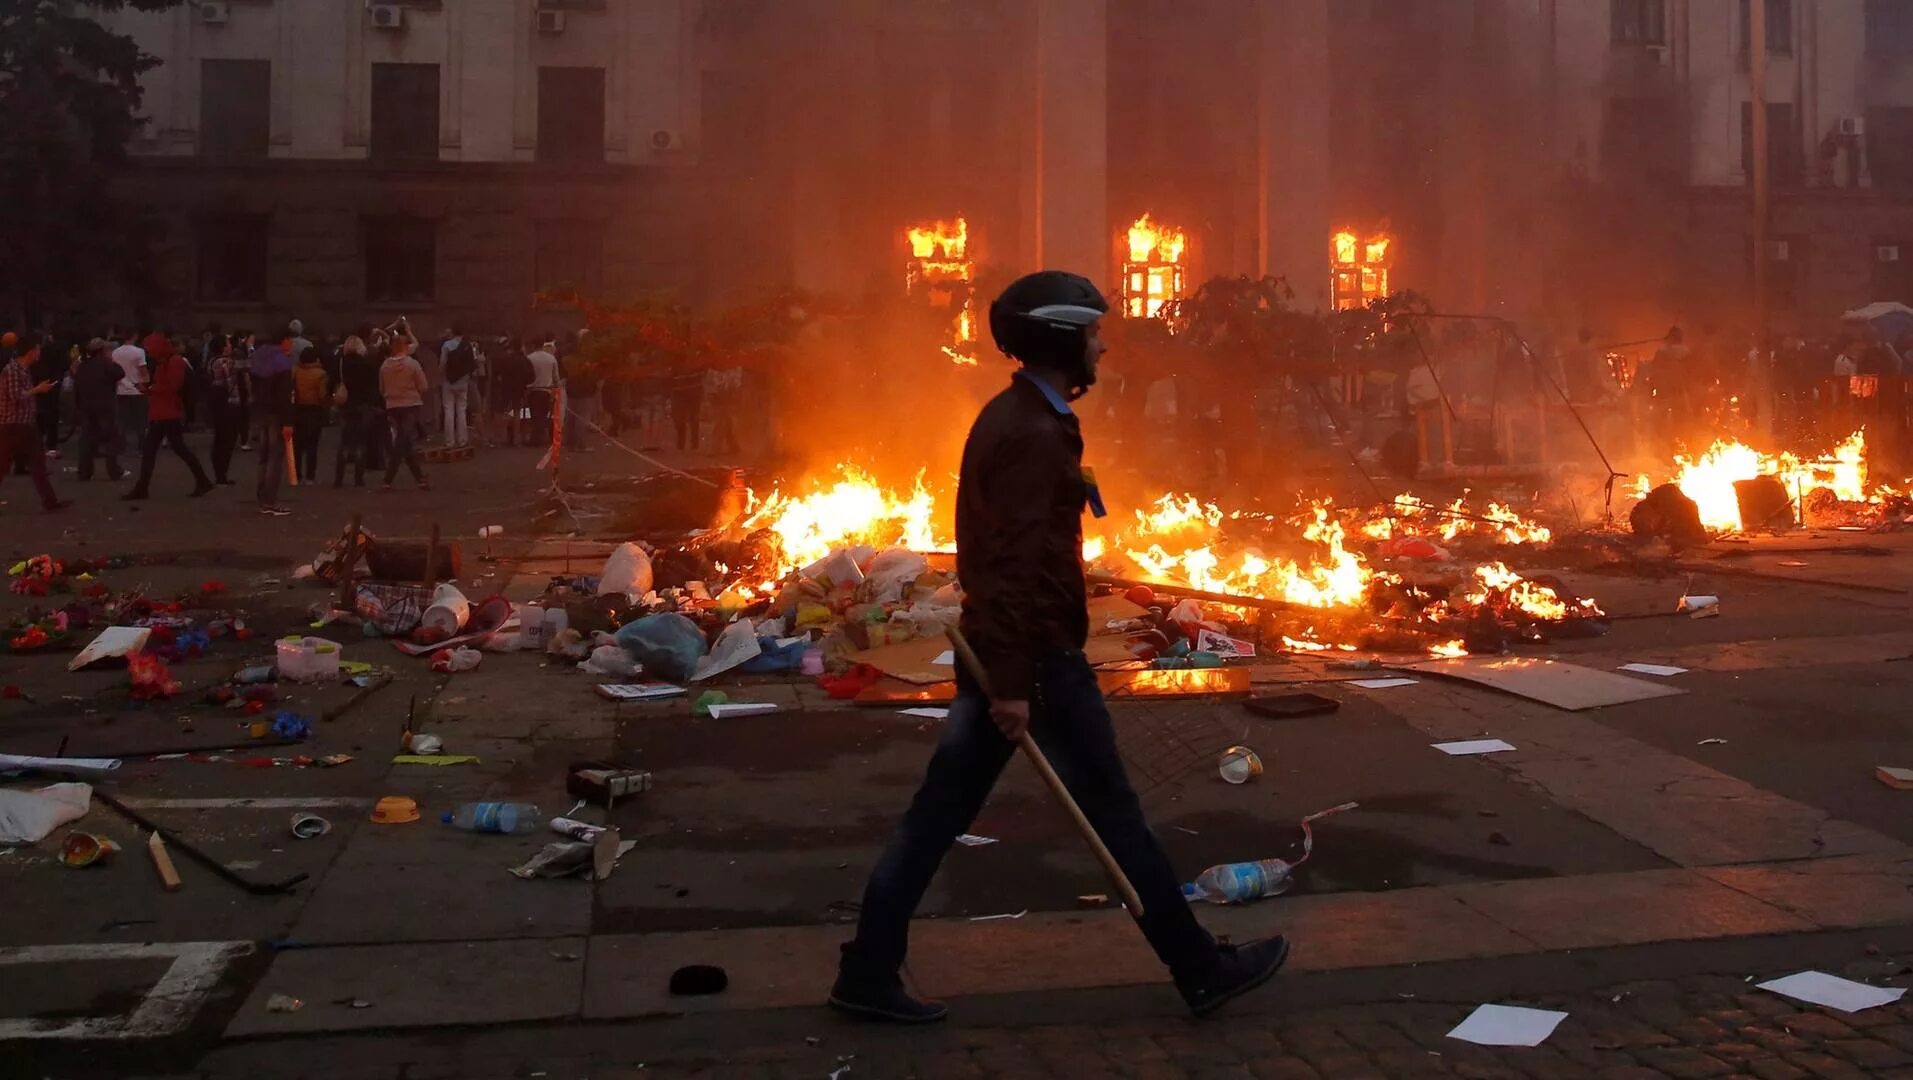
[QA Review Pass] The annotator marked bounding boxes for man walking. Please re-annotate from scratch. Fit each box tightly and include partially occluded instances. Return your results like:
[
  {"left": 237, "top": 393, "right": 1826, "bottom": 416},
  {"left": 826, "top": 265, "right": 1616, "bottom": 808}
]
[
  {"left": 123, "top": 335, "right": 214, "bottom": 501},
  {"left": 72, "top": 338, "right": 126, "bottom": 482},
  {"left": 829, "top": 272, "right": 1289, "bottom": 1024},
  {"left": 0, "top": 340, "right": 69, "bottom": 512},
  {"left": 111, "top": 331, "right": 149, "bottom": 446},
  {"left": 249, "top": 326, "right": 296, "bottom": 515}
]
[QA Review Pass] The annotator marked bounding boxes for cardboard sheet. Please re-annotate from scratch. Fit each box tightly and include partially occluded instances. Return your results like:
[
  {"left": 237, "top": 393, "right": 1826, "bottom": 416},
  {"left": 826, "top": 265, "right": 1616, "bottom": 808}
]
[
  {"left": 850, "top": 635, "right": 960, "bottom": 685},
  {"left": 1404, "top": 656, "right": 1684, "bottom": 711},
  {"left": 850, "top": 665, "right": 1252, "bottom": 705},
  {"left": 1086, "top": 594, "right": 1149, "bottom": 630}
]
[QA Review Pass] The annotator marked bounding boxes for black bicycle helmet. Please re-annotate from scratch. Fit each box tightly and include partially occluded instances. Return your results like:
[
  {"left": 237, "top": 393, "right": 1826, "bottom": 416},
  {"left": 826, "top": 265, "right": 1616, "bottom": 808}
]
[{"left": 988, "top": 271, "right": 1107, "bottom": 393}]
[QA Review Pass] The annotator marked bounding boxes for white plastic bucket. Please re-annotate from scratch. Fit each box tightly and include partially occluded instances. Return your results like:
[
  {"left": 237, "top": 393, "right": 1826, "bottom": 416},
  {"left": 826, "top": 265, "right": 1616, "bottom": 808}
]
[
  {"left": 276, "top": 636, "right": 342, "bottom": 682},
  {"left": 420, "top": 583, "right": 472, "bottom": 637}
]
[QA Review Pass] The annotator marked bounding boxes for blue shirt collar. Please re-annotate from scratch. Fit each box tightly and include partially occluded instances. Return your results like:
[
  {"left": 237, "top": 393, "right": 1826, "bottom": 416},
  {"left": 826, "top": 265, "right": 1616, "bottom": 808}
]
[{"left": 1015, "top": 368, "right": 1073, "bottom": 416}]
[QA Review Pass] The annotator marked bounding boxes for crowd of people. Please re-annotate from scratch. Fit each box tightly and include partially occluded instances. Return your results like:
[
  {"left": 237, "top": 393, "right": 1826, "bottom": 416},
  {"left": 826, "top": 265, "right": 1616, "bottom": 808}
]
[{"left": 0, "top": 317, "right": 691, "bottom": 516}]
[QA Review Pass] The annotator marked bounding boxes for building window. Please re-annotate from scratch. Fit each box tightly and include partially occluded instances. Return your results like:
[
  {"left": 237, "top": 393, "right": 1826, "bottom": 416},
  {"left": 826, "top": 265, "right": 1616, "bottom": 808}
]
[
  {"left": 199, "top": 60, "right": 271, "bottom": 159},
  {"left": 370, "top": 63, "right": 440, "bottom": 162},
  {"left": 1867, "top": 0, "right": 1913, "bottom": 55},
  {"left": 195, "top": 216, "right": 269, "bottom": 303},
  {"left": 1740, "top": 101, "right": 1802, "bottom": 189},
  {"left": 537, "top": 67, "right": 606, "bottom": 163},
  {"left": 1601, "top": 97, "right": 1681, "bottom": 185},
  {"left": 1874, "top": 239, "right": 1912, "bottom": 306},
  {"left": 534, "top": 221, "right": 606, "bottom": 295},
  {"left": 1747, "top": 236, "right": 1801, "bottom": 310},
  {"left": 363, "top": 215, "right": 436, "bottom": 304},
  {"left": 1738, "top": 0, "right": 1794, "bottom": 61},
  {"left": 1611, "top": 0, "right": 1667, "bottom": 45},
  {"left": 1868, "top": 107, "right": 1913, "bottom": 189}
]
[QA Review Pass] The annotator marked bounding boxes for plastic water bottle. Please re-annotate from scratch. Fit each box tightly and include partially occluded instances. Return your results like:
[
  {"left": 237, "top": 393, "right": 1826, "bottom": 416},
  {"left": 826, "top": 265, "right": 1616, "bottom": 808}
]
[
  {"left": 1183, "top": 858, "right": 1296, "bottom": 904},
  {"left": 442, "top": 802, "right": 542, "bottom": 834}
]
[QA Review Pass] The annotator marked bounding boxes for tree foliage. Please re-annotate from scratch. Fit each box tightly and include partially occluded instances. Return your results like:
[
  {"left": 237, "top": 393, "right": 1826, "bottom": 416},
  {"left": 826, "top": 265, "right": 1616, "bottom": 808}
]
[{"left": 0, "top": 0, "right": 183, "bottom": 326}]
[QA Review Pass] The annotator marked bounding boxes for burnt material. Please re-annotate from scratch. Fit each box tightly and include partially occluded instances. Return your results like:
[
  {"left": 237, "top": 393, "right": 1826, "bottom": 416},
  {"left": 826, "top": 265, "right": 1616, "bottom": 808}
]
[
  {"left": 1733, "top": 476, "right": 1794, "bottom": 531},
  {"left": 1629, "top": 483, "right": 1709, "bottom": 548}
]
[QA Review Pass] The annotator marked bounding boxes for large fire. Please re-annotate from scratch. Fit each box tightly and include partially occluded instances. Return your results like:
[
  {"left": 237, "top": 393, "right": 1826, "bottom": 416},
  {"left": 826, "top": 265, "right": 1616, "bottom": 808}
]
[
  {"left": 1634, "top": 430, "right": 1869, "bottom": 532},
  {"left": 736, "top": 469, "right": 1595, "bottom": 658},
  {"left": 1122, "top": 213, "right": 1188, "bottom": 320},
  {"left": 905, "top": 217, "right": 978, "bottom": 365},
  {"left": 1362, "top": 493, "right": 1554, "bottom": 545},
  {"left": 1331, "top": 228, "right": 1393, "bottom": 311}
]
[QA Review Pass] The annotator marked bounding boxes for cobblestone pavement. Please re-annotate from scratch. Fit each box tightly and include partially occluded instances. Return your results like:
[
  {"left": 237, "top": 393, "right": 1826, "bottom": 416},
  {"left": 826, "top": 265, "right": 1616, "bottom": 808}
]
[{"left": 172, "top": 967, "right": 1913, "bottom": 1080}]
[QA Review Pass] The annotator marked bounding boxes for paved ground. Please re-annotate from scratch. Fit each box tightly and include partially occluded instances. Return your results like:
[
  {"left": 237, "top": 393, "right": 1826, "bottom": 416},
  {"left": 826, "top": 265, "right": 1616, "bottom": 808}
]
[{"left": 4, "top": 423, "right": 1912, "bottom": 1078}]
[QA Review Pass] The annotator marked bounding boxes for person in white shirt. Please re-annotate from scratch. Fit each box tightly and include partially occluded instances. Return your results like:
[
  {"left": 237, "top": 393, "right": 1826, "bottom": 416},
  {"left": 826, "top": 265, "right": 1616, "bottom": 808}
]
[
  {"left": 526, "top": 339, "right": 560, "bottom": 444},
  {"left": 110, "top": 332, "right": 149, "bottom": 445}
]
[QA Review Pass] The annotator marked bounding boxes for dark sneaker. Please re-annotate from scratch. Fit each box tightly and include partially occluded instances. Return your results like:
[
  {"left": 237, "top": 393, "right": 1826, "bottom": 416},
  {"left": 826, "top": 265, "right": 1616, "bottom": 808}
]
[
  {"left": 1178, "top": 935, "right": 1289, "bottom": 1017},
  {"left": 827, "top": 974, "right": 948, "bottom": 1024}
]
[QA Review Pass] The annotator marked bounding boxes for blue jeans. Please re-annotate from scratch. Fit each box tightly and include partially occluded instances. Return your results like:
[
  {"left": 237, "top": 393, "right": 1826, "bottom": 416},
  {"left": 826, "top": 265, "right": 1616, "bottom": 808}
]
[{"left": 841, "top": 651, "right": 1217, "bottom": 983}]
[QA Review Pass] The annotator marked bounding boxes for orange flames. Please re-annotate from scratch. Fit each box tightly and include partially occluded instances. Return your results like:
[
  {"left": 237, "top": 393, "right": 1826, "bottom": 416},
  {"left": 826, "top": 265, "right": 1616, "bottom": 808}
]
[
  {"left": 1362, "top": 494, "right": 1553, "bottom": 545},
  {"left": 1122, "top": 213, "right": 1188, "bottom": 320},
  {"left": 1633, "top": 430, "right": 1869, "bottom": 532},
  {"left": 1332, "top": 228, "right": 1393, "bottom": 311},
  {"left": 905, "top": 217, "right": 979, "bottom": 365},
  {"left": 742, "top": 466, "right": 945, "bottom": 575}
]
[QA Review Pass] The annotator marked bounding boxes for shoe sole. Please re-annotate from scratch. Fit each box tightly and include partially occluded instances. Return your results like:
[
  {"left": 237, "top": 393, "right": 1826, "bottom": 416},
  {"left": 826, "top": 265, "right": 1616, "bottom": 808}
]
[
  {"left": 826, "top": 994, "right": 948, "bottom": 1025},
  {"left": 1190, "top": 936, "right": 1290, "bottom": 1018}
]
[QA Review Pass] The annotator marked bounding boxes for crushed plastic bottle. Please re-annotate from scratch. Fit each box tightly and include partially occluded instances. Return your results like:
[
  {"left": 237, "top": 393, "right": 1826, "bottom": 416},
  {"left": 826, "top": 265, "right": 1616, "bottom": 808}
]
[
  {"left": 442, "top": 802, "right": 542, "bottom": 834},
  {"left": 1183, "top": 859, "right": 1297, "bottom": 904}
]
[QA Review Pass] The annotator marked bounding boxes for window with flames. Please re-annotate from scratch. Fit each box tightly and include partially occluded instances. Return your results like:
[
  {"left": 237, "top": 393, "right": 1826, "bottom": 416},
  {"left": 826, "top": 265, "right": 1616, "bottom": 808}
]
[
  {"left": 1122, "top": 214, "right": 1187, "bottom": 320},
  {"left": 905, "top": 218, "right": 978, "bottom": 365},
  {"left": 1332, "top": 230, "right": 1393, "bottom": 311}
]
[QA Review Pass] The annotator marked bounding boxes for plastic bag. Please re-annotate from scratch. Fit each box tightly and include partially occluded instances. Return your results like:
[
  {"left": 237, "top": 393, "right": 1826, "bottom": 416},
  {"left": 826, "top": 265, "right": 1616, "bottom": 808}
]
[
  {"left": 599, "top": 543, "right": 655, "bottom": 601},
  {"left": 860, "top": 549, "right": 929, "bottom": 605},
  {"left": 431, "top": 646, "right": 483, "bottom": 673},
  {"left": 612, "top": 613, "right": 706, "bottom": 683},
  {"left": 0, "top": 783, "right": 91, "bottom": 845},
  {"left": 579, "top": 644, "right": 641, "bottom": 677},
  {"left": 740, "top": 636, "right": 806, "bottom": 674}
]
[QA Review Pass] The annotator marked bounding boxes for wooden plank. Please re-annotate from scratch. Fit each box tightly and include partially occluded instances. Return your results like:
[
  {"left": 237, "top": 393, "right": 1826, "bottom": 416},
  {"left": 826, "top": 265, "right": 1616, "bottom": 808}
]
[{"left": 147, "top": 831, "right": 182, "bottom": 892}]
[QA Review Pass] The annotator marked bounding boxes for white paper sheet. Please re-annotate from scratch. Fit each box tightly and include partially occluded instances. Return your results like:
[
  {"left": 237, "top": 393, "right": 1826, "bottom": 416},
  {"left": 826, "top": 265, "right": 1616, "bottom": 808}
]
[
  {"left": 691, "top": 620, "right": 763, "bottom": 682},
  {"left": 68, "top": 626, "right": 151, "bottom": 671},
  {"left": 932, "top": 650, "right": 955, "bottom": 665},
  {"left": 1757, "top": 971, "right": 1907, "bottom": 1013},
  {"left": 1351, "top": 677, "right": 1418, "bottom": 689},
  {"left": 1619, "top": 663, "right": 1688, "bottom": 677},
  {"left": 954, "top": 833, "right": 997, "bottom": 846},
  {"left": 1446, "top": 1004, "right": 1569, "bottom": 1047},
  {"left": 1433, "top": 739, "right": 1518, "bottom": 756},
  {"left": 0, "top": 753, "right": 121, "bottom": 773},
  {"left": 705, "top": 702, "right": 778, "bottom": 719},
  {"left": 898, "top": 708, "right": 950, "bottom": 720},
  {"left": 595, "top": 683, "right": 687, "bottom": 701}
]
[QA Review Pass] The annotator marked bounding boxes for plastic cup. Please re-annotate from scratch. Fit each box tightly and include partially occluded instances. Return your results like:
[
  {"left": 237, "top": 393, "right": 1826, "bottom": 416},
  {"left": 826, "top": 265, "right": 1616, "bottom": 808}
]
[{"left": 1218, "top": 746, "right": 1263, "bottom": 784}]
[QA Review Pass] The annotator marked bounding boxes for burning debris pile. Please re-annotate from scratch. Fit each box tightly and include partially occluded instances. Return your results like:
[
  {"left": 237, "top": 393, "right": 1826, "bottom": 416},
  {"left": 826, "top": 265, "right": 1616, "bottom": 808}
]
[{"left": 1631, "top": 430, "right": 1912, "bottom": 538}]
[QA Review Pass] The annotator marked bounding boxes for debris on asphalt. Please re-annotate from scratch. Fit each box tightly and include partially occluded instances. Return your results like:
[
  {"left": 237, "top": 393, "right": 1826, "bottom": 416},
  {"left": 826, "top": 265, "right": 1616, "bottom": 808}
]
[
  {"left": 392, "top": 753, "right": 479, "bottom": 766},
  {"left": 895, "top": 707, "right": 949, "bottom": 719},
  {"left": 0, "top": 782, "right": 93, "bottom": 844},
  {"left": 1756, "top": 971, "right": 1907, "bottom": 1012},
  {"left": 265, "top": 994, "right": 304, "bottom": 1013},
  {"left": 1218, "top": 745, "right": 1263, "bottom": 784},
  {"left": 290, "top": 813, "right": 331, "bottom": 839},
  {"left": 1618, "top": 663, "right": 1687, "bottom": 677},
  {"left": 954, "top": 834, "right": 997, "bottom": 846},
  {"left": 59, "top": 831, "right": 119, "bottom": 867},
  {"left": 968, "top": 909, "right": 1028, "bottom": 921},
  {"left": 706, "top": 702, "right": 778, "bottom": 719},
  {"left": 68, "top": 625, "right": 151, "bottom": 670},
  {"left": 1487, "top": 831, "right": 1511, "bottom": 846},
  {"left": 1183, "top": 802, "right": 1357, "bottom": 903},
  {"left": 1698, "top": 737, "right": 1728, "bottom": 746},
  {"left": 147, "top": 830, "right": 183, "bottom": 891},
  {"left": 430, "top": 646, "right": 483, "bottom": 673},
  {"left": 1351, "top": 677, "right": 1418, "bottom": 689},
  {"left": 370, "top": 796, "right": 421, "bottom": 824},
  {"left": 1446, "top": 1003, "right": 1569, "bottom": 1046},
  {"left": 594, "top": 682, "right": 684, "bottom": 702},
  {"left": 1433, "top": 739, "right": 1518, "bottom": 756},
  {"left": 1076, "top": 894, "right": 1108, "bottom": 907},
  {"left": 566, "top": 763, "right": 652, "bottom": 805},
  {"left": 1877, "top": 765, "right": 1913, "bottom": 790},
  {"left": 1679, "top": 593, "right": 1721, "bottom": 618}
]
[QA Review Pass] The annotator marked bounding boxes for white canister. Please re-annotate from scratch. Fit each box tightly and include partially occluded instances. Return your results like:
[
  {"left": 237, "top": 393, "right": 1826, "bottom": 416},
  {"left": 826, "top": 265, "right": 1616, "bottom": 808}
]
[
  {"left": 420, "top": 583, "right": 472, "bottom": 637},
  {"left": 518, "top": 603, "right": 547, "bottom": 649}
]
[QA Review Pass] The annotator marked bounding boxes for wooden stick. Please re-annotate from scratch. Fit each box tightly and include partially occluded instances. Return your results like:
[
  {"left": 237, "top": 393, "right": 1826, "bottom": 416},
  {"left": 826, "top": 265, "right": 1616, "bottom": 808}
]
[
  {"left": 1087, "top": 573, "right": 1296, "bottom": 614},
  {"left": 147, "top": 831, "right": 182, "bottom": 892},
  {"left": 337, "top": 512, "right": 363, "bottom": 610},
  {"left": 945, "top": 629, "right": 1145, "bottom": 918}
]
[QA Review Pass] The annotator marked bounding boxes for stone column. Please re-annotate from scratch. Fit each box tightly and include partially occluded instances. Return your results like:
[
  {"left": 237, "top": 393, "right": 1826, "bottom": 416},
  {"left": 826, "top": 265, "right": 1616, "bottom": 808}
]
[
  {"left": 1257, "top": 0, "right": 1332, "bottom": 310},
  {"left": 1027, "top": 0, "right": 1110, "bottom": 283}
]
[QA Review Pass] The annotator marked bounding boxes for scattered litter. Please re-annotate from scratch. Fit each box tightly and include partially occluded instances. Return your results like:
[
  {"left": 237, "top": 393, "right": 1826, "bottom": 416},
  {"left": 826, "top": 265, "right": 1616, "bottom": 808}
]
[
  {"left": 897, "top": 707, "right": 950, "bottom": 720},
  {"left": 1679, "top": 594, "right": 1721, "bottom": 618},
  {"left": 1756, "top": 971, "right": 1906, "bottom": 1013},
  {"left": 334, "top": 998, "right": 372, "bottom": 1009},
  {"left": 265, "top": 994, "right": 303, "bottom": 1014},
  {"left": 370, "top": 796, "right": 420, "bottom": 825},
  {"left": 68, "top": 626, "right": 150, "bottom": 670},
  {"left": 931, "top": 650, "right": 954, "bottom": 665},
  {"left": 1195, "top": 628, "right": 1257, "bottom": 659},
  {"left": 1446, "top": 1004, "right": 1568, "bottom": 1047},
  {"left": 579, "top": 644, "right": 643, "bottom": 677},
  {"left": 954, "top": 834, "right": 997, "bottom": 846},
  {"left": 270, "top": 712, "right": 312, "bottom": 740},
  {"left": 404, "top": 732, "right": 443, "bottom": 754},
  {"left": 59, "top": 831, "right": 119, "bottom": 868},
  {"left": 430, "top": 646, "right": 483, "bottom": 673},
  {"left": 1698, "top": 738, "right": 1728, "bottom": 746},
  {"left": 693, "top": 689, "right": 727, "bottom": 716},
  {"left": 1183, "top": 802, "right": 1357, "bottom": 903},
  {"left": 706, "top": 702, "right": 778, "bottom": 719},
  {"left": 508, "top": 838, "right": 638, "bottom": 880},
  {"left": 595, "top": 682, "right": 685, "bottom": 702},
  {"left": 391, "top": 754, "right": 480, "bottom": 766},
  {"left": 0, "top": 783, "right": 93, "bottom": 844},
  {"left": 1780, "top": 560, "right": 1809, "bottom": 567},
  {"left": 1218, "top": 746, "right": 1263, "bottom": 784},
  {"left": 1351, "top": 677, "right": 1418, "bottom": 689},
  {"left": 1433, "top": 739, "right": 1517, "bottom": 756},
  {"left": 1411, "top": 656, "right": 1683, "bottom": 710},
  {"left": 1618, "top": 663, "right": 1688, "bottom": 677},
  {"left": 668, "top": 964, "right": 729, "bottom": 996},
  {"left": 566, "top": 764, "right": 651, "bottom": 805},
  {"left": 1077, "top": 894, "right": 1108, "bottom": 907},
  {"left": 276, "top": 636, "right": 343, "bottom": 682},
  {"left": 290, "top": 813, "right": 331, "bottom": 839},
  {"left": 691, "top": 619, "right": 763, "bottom": 681},
  {"left": 147, "top": 831, "right": 182, "bottom": 892},
  {"left": 1876, "top": 766, "right": 1913, "bottom": 790},
  {"left": 968, "top": 910, "right": 1027, "bottom": 922}
]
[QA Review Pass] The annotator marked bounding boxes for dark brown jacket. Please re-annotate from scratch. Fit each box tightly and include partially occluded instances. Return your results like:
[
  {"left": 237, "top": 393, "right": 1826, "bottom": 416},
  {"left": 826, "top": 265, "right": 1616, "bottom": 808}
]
[{"left": 956, "top": 372, "right": 1090, "bottom": 700}]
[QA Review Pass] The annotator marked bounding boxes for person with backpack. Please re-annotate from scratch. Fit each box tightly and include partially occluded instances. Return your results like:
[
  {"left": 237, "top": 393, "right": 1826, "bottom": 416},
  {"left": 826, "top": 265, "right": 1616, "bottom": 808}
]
[{"left": 440, "top": 327, "right": 476, "bottom": 449}]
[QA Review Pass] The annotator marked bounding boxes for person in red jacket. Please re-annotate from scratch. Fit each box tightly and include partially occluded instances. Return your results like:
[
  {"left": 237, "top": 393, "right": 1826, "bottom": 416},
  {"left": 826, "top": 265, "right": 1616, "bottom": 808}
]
[{"left": 123, "top": 341, "right": 213, "bottom": 500}]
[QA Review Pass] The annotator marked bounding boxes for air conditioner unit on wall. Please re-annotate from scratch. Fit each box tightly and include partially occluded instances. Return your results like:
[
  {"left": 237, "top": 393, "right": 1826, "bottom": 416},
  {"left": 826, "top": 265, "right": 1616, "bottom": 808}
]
[
  {"left": 1839, "top": 117, "right": 1866, "bottom": 138},
  {"left": 369, "top": 4, "right": 405, "bottom": 31},
  {"left": 650, "top": 130, "right": 680, "bottom": 151},
  {"left": 1881, "top": 246, "right": 1903, "bottom": 264},
  {"left": 198, "top": 1, "right": 230, "bottom": 24},
  {"left": 536, "top": 9, "right": 567, "bottom": 34}
]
